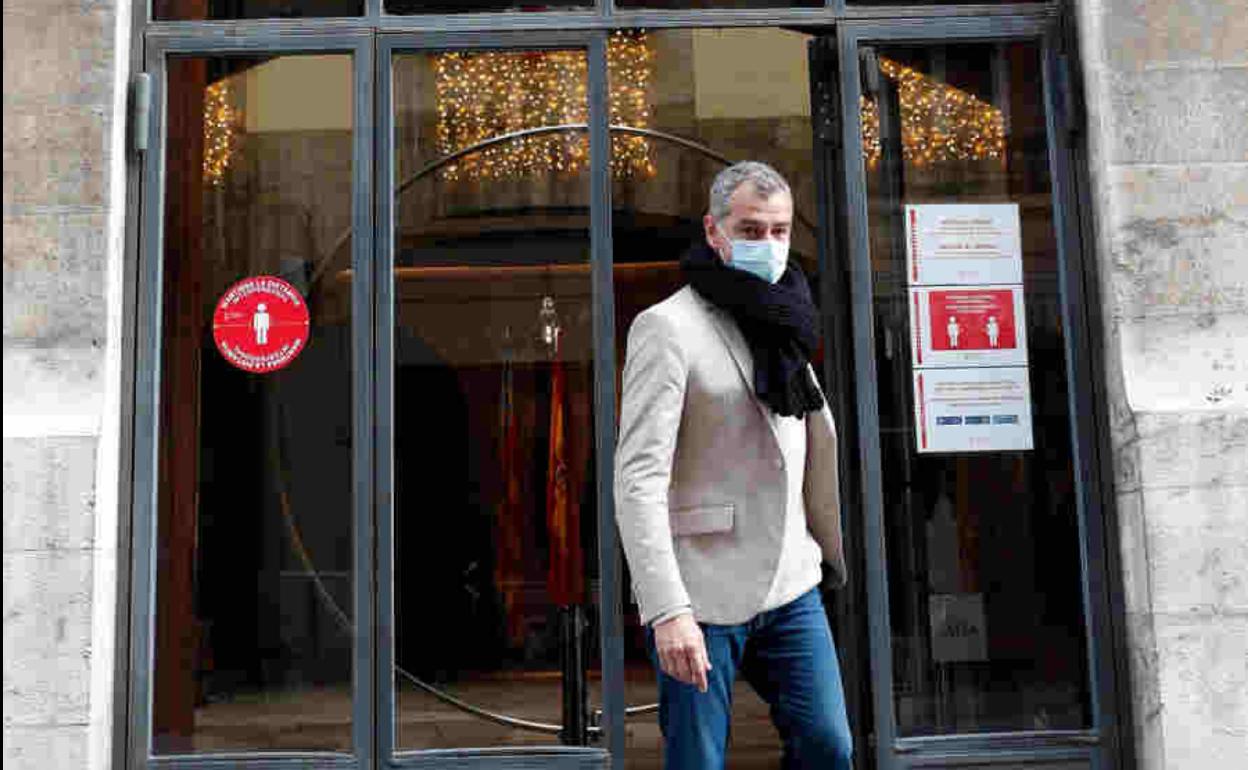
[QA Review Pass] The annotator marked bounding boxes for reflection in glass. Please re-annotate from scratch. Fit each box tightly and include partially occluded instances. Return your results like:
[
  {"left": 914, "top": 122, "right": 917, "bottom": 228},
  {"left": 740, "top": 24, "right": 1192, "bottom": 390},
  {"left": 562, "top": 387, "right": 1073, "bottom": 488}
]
[
  {"left": 155, "top": 0, "right": 362, "bottom": 21},
  {"left": 851, "top": 0, "right": 1030, "bottom": 4},
  {"left": 386, "top": 0, "right": 585, "bottom": 14},
  {"left": 862, "top": 43, "right": 1092, "bottom": 736},
  {"left": 616, "top": 0, "right": 818, "bottom": 7},
  {"left": 425, "top": 34, "right": 654, "bottom": 181},
  {"left": 605, "top": 27, "right": 817, "bottom": 768},
  {"left": 153, "top": 55, "right": 355, "bottom": 753},
  {"left": 860, "top": 57, "right": 1007, "bottom": 171},
  {"left": 391, "top": 49, "right": 597, "bottom": 750}
]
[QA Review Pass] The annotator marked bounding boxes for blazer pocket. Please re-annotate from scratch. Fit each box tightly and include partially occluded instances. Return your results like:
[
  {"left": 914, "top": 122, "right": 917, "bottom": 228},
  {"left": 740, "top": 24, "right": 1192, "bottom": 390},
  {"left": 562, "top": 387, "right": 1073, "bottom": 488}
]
[{"left": 670, "top": 503, "right": 735, "bottom": 536}]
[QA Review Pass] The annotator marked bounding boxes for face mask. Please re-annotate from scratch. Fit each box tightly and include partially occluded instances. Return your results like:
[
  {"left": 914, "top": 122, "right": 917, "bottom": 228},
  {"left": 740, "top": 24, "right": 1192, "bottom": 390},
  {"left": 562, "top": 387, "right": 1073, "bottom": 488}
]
[{"left": 726, "top": 238, "right": 789, "bottom": 284}]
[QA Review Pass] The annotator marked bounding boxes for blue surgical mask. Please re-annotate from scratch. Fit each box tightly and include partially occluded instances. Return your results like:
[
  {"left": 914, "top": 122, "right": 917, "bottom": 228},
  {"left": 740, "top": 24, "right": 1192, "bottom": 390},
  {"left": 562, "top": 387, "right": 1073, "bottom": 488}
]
[{"left": 727, "top": 238, "right": 789, "bottom": 284}]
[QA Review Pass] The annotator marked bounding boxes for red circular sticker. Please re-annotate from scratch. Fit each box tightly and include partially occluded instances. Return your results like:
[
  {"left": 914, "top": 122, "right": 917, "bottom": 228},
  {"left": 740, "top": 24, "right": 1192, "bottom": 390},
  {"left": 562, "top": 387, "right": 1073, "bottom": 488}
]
[{"left": 212, "top": 276, "right": 310, "bottom": 374}]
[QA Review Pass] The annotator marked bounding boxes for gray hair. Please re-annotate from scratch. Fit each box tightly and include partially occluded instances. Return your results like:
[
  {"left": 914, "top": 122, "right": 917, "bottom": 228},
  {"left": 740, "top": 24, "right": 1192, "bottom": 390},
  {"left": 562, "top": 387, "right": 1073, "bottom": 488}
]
[{"left": 708, "top": 161, "right": 791, "bottom": 221}]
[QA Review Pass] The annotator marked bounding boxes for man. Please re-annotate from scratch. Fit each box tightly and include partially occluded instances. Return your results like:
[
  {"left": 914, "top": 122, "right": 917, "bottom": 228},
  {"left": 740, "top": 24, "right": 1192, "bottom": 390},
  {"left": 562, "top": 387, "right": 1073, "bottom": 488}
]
[{"left": 615, "top": 161, "right": 852, "bottom": 770}]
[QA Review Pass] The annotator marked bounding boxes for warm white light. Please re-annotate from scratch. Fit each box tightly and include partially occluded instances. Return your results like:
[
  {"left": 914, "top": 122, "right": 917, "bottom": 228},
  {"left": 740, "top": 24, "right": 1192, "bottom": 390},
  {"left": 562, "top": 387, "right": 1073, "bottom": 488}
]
[
  {"left": 203, "top": 79, "right": 239, "bottom": 186},
  {"left": 434, "top": 30, "right": 655, "bottom": 181},
  {"left": 861, "top": 57, "right": 1006, "bottom": 169}
]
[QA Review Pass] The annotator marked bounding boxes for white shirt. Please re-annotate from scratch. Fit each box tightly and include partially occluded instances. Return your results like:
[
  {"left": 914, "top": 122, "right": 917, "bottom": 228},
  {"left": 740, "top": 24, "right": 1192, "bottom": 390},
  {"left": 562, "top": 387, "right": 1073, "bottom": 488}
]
[{"left": 760, "top": 410, "right": 824, "bottom": 612}]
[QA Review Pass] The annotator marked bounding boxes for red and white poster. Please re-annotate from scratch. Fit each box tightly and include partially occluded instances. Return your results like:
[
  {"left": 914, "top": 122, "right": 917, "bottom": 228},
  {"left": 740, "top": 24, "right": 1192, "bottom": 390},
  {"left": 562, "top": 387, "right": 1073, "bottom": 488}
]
[
  {"left": 905, "top": 203, "right": 1033, "bottom": 453},
  {"left": 212, "top": 276, "right": 310, "bottom": 374},
  {"left": 910, "top": 286, "right": 1028, "bottom": 368},
  {"left": 912, "top": 367, "right": 1034, "bottom": 453},
  {"left": 905, "top": 203, "right": 1023, "bottom": 287}
]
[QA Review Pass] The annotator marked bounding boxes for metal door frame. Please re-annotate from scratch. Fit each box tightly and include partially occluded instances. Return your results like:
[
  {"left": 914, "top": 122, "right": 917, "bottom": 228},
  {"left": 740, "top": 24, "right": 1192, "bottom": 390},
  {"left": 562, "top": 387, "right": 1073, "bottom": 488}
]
[
  {"left": 130, "top": 29, "right": 377, "bottom": 770},
  {"left": 833, "top": 13, "right": 1127, "bottom": 770},
  {"left": 373, "top": 28, "right": 622, "bottom": 770},
  {"left": 122, "top": 4, "right": 1133, "bottom": 770},
  {"left": 130, "top": 26, "right": 624, "bottom": 770}
]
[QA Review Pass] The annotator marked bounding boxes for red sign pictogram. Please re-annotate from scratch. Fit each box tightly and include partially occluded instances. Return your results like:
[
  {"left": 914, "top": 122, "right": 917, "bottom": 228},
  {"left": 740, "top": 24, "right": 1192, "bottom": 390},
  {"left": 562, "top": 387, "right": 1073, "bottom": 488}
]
[
  {"left": 212, "top": 276, "right": 310, "bottom": 374},
  {"left": 926, "top": 288, "right": 1017, "bottom": 352}
]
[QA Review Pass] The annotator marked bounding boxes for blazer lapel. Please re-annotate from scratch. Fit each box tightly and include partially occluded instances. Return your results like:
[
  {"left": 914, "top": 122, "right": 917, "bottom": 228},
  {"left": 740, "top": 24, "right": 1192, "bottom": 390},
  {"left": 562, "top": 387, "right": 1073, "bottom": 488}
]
[{"left": 695, "top": 292, "right": 782, "bottom": 438}]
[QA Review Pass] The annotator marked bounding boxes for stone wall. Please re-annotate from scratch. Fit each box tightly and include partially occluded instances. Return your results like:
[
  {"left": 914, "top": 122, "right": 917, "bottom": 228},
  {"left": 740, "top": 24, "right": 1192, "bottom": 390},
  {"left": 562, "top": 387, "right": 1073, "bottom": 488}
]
[
  {"left": 3, "top": 1, "right": 1245, "bottom": 768},
  {"left": 3, "top": 0, "right": 128, "bottom": 767},
  {"left": 1074, "top": 0, "right": 1248, "bottom": 767}
]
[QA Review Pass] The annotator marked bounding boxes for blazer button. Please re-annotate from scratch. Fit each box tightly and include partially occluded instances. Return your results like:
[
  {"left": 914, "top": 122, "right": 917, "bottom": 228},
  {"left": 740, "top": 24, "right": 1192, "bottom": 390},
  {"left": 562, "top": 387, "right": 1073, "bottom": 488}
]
[{"left": 774, "top": 458, "right": 784, "bottom": 470}]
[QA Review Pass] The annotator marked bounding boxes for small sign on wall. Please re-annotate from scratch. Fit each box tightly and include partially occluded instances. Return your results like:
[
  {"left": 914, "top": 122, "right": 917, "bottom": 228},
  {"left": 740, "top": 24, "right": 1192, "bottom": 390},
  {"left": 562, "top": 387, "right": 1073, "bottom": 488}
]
[
  {"left": 913, "top": 367, "right": 1034, "bottom": 453},
  {"left": 910, "top": 286, "right": 1029, "bottom": 369},
  {"left": 904, "top": 203, "right": 1024, "bottom": 286},
  {"left": 929, "top": 593, "right": 988, "bottom": 663},
  {"left": 905, "top": 203, "right": 1033, "bottom": 453},
  {"left": 212, "top": 276, "right": 310, "bottom": 374}
]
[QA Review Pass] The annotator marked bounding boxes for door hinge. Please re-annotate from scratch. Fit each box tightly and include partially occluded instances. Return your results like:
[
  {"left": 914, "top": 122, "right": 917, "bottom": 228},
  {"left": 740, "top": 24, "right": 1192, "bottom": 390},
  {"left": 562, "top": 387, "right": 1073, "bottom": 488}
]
[
  {"left": 859, "top": 47, "right": 881, "bottom": 98},
  {"left": 813, "top": 76, "right": 841, "bottom": 147},
  {"left": 809, "top": 37, "right": 841, "bottom": 147},
  {"left": 130, "top": 72, "right": 151, "bottom": 154}
]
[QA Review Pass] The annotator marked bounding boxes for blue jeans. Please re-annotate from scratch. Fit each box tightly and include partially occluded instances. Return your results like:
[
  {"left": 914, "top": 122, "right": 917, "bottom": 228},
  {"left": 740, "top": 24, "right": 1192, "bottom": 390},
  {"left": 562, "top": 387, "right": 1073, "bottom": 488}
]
[{"left": 647, "top": 588, "right": 853, "bottom": 770}]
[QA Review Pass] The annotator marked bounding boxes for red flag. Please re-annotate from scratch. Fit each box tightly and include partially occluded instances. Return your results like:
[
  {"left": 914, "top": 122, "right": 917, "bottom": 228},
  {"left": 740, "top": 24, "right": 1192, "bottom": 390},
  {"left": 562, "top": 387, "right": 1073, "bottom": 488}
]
[
  {"left": 496, "top": 360, "right": 526, "bottom": 646},
  {"left": 545, "top": 331, "right": 583, "bottom": 606}
]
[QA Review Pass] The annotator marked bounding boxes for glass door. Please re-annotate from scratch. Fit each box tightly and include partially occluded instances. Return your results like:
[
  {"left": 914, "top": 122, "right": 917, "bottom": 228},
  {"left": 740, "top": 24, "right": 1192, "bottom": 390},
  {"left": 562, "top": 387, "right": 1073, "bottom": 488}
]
[
  {"left": 131, "top": 32, "right": 375, "bottom": 769},
  {"left": 136, "top": 29, "right": 624, "bottom": 770},
  {"left": 376, "top": 31, "right": 619, "bottom": 768},
  {"left": 833, "top": 19, "right": 1123, "bottom": 770}
]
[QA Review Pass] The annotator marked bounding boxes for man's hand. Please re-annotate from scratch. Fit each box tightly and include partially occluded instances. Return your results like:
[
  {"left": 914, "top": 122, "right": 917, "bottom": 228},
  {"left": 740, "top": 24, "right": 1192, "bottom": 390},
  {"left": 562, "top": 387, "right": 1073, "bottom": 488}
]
[{"left": 654, "top": 613, "right": 712, "bottom": 692}]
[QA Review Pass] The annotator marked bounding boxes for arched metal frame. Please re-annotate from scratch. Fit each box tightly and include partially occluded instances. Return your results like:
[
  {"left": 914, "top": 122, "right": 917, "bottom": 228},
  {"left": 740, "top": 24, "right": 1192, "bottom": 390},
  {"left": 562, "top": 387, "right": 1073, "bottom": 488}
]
[
  {"left": 303, "top": 123, "right": 760, "bottom": 740},
  {"left": 316, "top": 123, "right": 818, "bottom": 288}
]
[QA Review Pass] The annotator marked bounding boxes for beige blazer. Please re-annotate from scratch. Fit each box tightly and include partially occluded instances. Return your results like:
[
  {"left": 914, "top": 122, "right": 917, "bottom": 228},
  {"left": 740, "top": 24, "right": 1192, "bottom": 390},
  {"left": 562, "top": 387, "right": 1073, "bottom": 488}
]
[{"left": 614, "top": 286, "right": 846, "bottom": 626}]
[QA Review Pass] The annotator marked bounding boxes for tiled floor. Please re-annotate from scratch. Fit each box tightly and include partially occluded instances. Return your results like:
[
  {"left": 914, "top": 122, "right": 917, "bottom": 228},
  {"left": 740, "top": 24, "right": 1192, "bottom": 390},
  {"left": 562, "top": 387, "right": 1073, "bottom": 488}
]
[{"left": 185, "top": 666, "right": 784, "bottom": 767}]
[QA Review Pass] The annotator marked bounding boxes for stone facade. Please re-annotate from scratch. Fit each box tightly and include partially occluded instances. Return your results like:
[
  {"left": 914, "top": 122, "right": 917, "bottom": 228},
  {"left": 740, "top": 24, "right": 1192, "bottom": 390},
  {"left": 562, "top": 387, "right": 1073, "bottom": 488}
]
[
  {"left": 3, "top": 1, "right": 1245, "bottom": 768},
  {"left": 3, "top": 0, "right": 129, "bottom": 767},
  {"left": 1075, "top": 0, "right": 1248, "bottom": 767}
]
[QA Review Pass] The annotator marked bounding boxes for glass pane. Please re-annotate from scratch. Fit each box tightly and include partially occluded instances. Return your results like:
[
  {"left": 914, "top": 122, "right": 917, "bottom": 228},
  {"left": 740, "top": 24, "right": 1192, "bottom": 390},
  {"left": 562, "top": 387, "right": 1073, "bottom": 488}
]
[
  {"left": 861, "top": 42, "right": 1092, "bottom": 735},
  {"left": 391, "top": 48, "right": 596, "bottom": 751},
  {"left": 605, "top": 27, "right": 821, "bottom": 768},
  {"left": 153, "top": 54, "right": 355, "bottom": 753},
  {"left": 851, "top": 1, "right": 1031, "bottom": 4},
  {"left": 155, "top": 0, "right": 362, "bottom": 21},
  {"left": 386, "top": 0, "right": 587, "bottom": 14},
  {"left": 616, "top": 1, "right": 818, "bottom": 7}
]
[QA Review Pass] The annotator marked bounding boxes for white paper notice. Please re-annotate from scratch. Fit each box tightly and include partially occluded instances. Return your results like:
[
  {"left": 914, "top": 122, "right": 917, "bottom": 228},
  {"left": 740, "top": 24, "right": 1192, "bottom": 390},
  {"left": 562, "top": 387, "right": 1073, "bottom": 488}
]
[
  {"left": 905, "top": 203, "right": 1023, "bottom": 287},
  {"left": 929, "top": 593, "right": 989, "bottom": 663},
  {"left": 910, "top": 286, "right": 1029, "bottom": 368},
  {"left": 912, "top": 367, "right": 1034, "bottom": 453},
  {"left": 906, "top": 202, "right": 1033, "bottom": 453}
]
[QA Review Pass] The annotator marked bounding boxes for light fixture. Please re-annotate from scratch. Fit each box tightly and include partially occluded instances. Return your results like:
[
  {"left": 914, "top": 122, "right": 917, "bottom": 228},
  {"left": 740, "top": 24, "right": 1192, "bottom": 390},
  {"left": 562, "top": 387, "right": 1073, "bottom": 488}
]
[{"left": 434, "top": 30, "right": 655, "bottom": 181}]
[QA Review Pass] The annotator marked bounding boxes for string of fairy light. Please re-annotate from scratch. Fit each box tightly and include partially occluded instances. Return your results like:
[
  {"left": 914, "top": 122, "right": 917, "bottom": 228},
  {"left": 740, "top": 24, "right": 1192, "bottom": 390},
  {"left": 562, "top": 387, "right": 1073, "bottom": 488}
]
[
  {"left": 202, "top": 48, "right": 999, "bottom": 188},
  {"left": 607, "top": 29, "right": 656, "bottom": 178},
  {"left": 860, "top": 57, "right": 1006, "bottom": 169},
  {"left": 434, "top": 30, "right": 655, "bottom": 182},
  {"left": 202, "top": 79, "right": 239, "bottom": 186}
]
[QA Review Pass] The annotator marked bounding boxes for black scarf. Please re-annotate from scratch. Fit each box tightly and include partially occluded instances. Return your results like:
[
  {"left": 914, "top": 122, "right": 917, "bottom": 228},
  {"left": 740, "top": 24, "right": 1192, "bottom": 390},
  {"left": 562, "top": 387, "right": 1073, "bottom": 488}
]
[{"left": 681, "top": 242, "right": 824, "bottom": 417}]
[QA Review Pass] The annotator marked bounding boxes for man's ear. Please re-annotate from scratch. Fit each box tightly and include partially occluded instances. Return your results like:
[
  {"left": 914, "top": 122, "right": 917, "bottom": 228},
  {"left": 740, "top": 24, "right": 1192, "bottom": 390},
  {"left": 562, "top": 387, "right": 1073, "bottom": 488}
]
[{"left": 703, "top": 213, "right": 722, "bottom": 255}]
